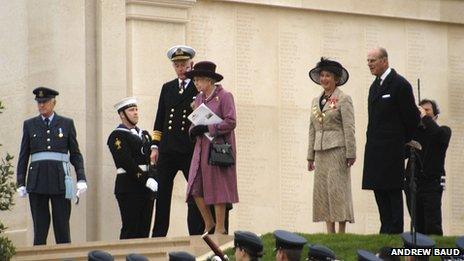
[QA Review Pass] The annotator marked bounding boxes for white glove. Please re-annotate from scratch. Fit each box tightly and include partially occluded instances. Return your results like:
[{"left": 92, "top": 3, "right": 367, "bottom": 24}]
[
  {"left": 145, "top": 178, "right": 158, "bottom": 192},
  {"left": 17, "top": 186, "right": 27, "bottom": 198},
  {"left": 76, "top": 181, "right": 87, "bottom": 197}
]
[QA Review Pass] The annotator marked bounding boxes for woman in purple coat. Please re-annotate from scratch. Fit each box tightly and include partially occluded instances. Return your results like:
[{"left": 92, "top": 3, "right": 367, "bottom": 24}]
[{"left": 185, "top": 61, "right": 239, "bottom": 234}]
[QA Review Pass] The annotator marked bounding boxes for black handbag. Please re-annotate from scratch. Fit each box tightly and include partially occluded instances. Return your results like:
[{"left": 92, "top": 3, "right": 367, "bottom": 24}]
[{"left": 208, "top": 136, "right": 235, "bottom": 167}]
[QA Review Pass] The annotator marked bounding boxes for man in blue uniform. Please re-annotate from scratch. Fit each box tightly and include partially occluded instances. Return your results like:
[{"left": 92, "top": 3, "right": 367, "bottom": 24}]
[
  {"left": 16, "top": 87, "right": 87, "bottom": 245},
  {"left": 107, "top": 97, "right": 158, "bottom": 239}
]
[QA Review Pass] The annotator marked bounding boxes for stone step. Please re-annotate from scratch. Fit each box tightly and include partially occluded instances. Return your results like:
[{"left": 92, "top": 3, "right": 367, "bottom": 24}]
[{"left": 14, "top": 235, "right": 233, "bottom": 261}]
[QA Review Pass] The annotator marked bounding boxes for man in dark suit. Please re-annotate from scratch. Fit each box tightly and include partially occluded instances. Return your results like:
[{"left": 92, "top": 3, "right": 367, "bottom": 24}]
[
  {"left": 16, "top": 87, "right": 87, "bottom": 245},
  {"left": 150, "top": 45, "right": 204, "bottom": 236},
  {"left": 404, "top": 99, "right": 451, "bottom": 235},
  {"left": 107, "top": 97, "right": 158, "bottom": 239},
  {"left": 362, "top": 47, "right": 420, "bottom": 234}
]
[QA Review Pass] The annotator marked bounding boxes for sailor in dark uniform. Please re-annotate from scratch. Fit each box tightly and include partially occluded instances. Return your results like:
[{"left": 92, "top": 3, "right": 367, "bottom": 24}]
[
  {"left": 150, "top": 45, "right": 204, "bottom": 236},
  {"left": 107, "top": 97, "right": 158, "bottom": 239},
  {"left": 16, "top": 86, "right": 87, "bottom": 245}
]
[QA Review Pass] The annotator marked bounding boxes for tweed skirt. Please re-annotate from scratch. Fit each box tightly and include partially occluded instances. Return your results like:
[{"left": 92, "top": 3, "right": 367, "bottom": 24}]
[{"left": 312, "top": 146, "right": 354, "bottom": 223}]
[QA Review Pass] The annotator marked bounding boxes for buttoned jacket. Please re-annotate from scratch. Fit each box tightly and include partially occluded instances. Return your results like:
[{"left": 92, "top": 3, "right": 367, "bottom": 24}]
[{"left": 307, "top": 88, "right": 356, "bottom": 161}]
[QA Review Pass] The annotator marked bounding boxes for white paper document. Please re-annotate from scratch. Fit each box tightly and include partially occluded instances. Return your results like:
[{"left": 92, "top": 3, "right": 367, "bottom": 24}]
[{"left": 188, "top": 103, "right": 222, "bottom": 140}]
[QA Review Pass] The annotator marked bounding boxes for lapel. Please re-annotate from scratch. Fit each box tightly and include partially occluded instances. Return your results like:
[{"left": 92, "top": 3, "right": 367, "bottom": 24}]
[
  {"left": 50, "top": 113, "right": 62, "bottom": 129},
  {"left": 370, "top": 69, "right": 396, "bottom": 104},
  {"left": 34, "top": 115, "right": 47, "bottom": 130}
]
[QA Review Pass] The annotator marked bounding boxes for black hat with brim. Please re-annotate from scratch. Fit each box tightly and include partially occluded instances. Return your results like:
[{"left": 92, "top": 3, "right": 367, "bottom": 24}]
[
  {"left": 33, "top": 86, "right": 59, "bottom": 102},
  {"left": 234, "top": 231, "right": 264, "bottom": 257},
  {"left": 456, "top": 236, "right": 464, "bottom": 251},
  {"left": 168, "top": 251, "right": 196, "bottom": 261},
  {"left": 309, "top": 57, "right": 349, "bottom": 86},
  {"left": 126, "top": 253, "right": 149, "bottom": 261},
  {"left": 401, "top": 232, "right": 436, "bottom": 248},
  {"left": 87, "top": 250, "right": 114, "bottom": 261},
  {"left": 273, "top": 230, "right": 307, "bottom": 250},
  {"left": 185, "top": 61, "right": 223, "bottom": 82},
  {"left": 307, "top": 244, "right": 336, "bottom": 260},
  {"left": 357, "top": 250, "right": 382, "bottom": 261}
]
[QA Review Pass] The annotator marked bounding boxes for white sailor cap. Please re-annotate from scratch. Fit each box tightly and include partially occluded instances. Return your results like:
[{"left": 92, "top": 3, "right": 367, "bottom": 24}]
[
  {"left": 167, "top": 45, "right": 196, "bottom": 61},
  {"left": 114, "top": 97, "right": 137, "bottom": 112}
]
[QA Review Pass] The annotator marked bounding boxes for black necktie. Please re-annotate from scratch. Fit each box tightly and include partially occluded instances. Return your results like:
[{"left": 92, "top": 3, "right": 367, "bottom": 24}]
[
  {"left": 44, "top": 118, "right": 50, "bottom": 126},
  {"left": 374, "top": 77, "right": 381, "bottom": 87}
]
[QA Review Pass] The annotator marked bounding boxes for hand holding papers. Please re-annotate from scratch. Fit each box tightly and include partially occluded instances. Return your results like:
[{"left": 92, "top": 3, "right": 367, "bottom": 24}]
[{"left": 188, "top": 103, "right": 222, "bottom": 141}]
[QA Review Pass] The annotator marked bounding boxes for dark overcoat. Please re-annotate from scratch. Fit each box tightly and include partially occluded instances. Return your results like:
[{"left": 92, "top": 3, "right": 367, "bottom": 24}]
[{"left": 362, "top": 69, "right": 420, "bottom": 190}]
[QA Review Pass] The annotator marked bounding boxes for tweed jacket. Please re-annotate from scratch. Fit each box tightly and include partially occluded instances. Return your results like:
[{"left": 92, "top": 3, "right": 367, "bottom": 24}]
[{"left": 307, "top": 88, "right": 356, "bottom": 161}]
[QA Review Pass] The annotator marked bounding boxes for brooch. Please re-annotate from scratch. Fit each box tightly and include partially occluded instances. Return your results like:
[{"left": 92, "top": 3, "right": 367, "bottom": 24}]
[{"left": 328, "top": 98, "right": 338, "bottom": 109}]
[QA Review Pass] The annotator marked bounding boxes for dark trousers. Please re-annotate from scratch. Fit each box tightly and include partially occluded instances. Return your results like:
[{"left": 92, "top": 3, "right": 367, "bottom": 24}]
[
  {"left": 374, "top": 189, "right": 404, "bottom": 234},
  {"left": 29, "top": 193, "right": 71, "bottom": 245},
  {"left": 116, "top": 194, "right": 154, "bottom": 239},
  {"left": 152, "top": 152, "right": 204, "bottom": 236},
  {"left": 405, "top": 187, "right": 443, "bottom": 235}
]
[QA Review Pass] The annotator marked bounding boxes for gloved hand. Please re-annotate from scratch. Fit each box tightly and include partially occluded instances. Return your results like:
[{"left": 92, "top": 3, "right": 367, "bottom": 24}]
[
  {"left": 190, "top": 125, "right": 209, "bottom": 140},
  {"left": 146, "top": 178, "right": 158, "bottom": 192},
  {"left": 76, "top": 181, "right": 87, "bottom": 197},
  {"left": 17, "top": 186, "right": 27, "bottom": 198}
]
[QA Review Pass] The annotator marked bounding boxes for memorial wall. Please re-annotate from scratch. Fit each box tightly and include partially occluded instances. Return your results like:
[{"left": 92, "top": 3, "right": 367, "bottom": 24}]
[{"left": 0, "top": 0, "right": 463, "bottom": 246}]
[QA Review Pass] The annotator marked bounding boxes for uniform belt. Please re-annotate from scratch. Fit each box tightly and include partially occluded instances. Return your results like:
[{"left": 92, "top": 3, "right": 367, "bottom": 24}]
[
  {"left": 30, "top": 152, "right": 74, "bottom": 200},
  {"left": 31, "top": 152, "right": 69, "bottom": 162},
  {"left": 117, "top": 165, "right": 149, "bottom": 174}
]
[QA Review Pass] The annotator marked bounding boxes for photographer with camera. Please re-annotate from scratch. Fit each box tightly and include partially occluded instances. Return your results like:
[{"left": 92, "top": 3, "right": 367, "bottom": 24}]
[{"left": 405, "top": 99, "right": 451, "bottom": 236}]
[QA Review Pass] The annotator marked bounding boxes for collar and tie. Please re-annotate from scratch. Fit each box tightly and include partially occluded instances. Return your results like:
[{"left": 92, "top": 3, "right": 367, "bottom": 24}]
[{"left": 44, "top": 117, "right": 50, "bottom": 126}]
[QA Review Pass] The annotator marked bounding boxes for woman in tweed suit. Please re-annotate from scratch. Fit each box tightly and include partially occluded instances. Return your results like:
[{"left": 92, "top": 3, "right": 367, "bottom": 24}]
[{"left": 307, "top": 58, "right": 356, "bottom": 233}]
